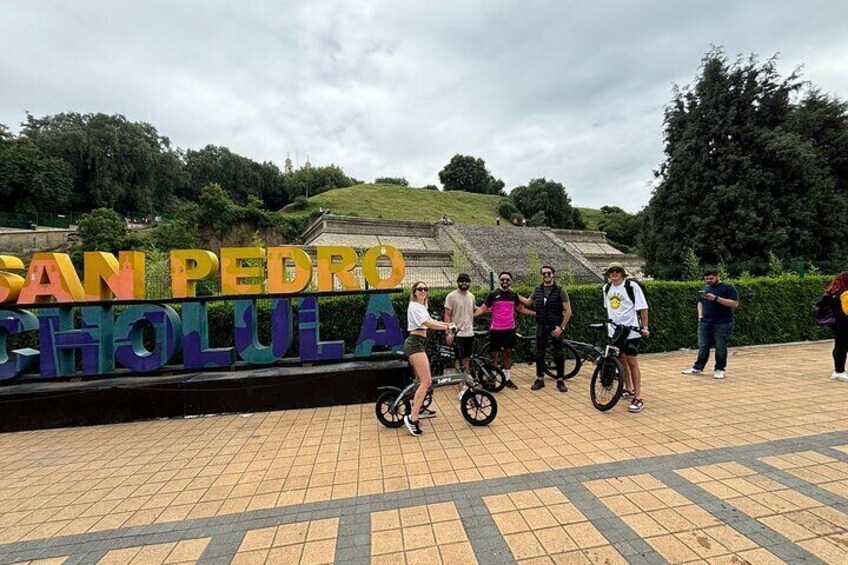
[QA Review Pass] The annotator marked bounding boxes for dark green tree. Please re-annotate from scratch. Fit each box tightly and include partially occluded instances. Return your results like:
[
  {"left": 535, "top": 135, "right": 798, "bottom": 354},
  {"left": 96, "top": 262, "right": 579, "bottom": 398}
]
[
  {"left": 21, "top": 113, "right": 185, "bottom": 215},
  {"left": 199, "top": 183, "right": 241, "bottom": 234},
  {"left": 183, "top": 145, "right": 287, "bottom": 209},
  {"left": 641, "top": 50, "right": 848, "bottom": 277},
  {"left": 283, "top": 165, "right": 356, "bottom": 200},
  {"left": 77, "top": 208, "right": 130, "bottom": 253},
  {"left": 509, "top": 178, "right": 584, "bottom": 229},
  {"left": 438, "top": 155, "right": 505, "bottom": 195},
  {"left": 374, "top": 177, "right": 408, "bottom": 186},
  {"left": 0, "top": 136, "right": 73, "bottom": 216},
  {"left": 597, "top": 206, "right": 641, "bottom": 252}
]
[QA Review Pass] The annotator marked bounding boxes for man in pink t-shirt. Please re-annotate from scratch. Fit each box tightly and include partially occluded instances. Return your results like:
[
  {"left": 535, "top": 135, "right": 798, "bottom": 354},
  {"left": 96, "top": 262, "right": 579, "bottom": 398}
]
[{"left": 474, "top": 271, "right": 534, "bottom": 388}]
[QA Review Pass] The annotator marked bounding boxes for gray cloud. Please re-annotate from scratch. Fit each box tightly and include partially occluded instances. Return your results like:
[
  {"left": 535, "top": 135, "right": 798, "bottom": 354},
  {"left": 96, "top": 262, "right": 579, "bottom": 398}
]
[{"left": 2, "top": 1, "right": 846, "bottom": 212}]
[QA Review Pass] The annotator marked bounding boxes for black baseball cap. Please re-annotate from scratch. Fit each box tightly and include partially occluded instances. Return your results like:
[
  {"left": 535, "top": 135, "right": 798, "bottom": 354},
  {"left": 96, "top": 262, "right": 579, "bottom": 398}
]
[{"left": 457, "top": 273, "right": 471, "bottom": 283}]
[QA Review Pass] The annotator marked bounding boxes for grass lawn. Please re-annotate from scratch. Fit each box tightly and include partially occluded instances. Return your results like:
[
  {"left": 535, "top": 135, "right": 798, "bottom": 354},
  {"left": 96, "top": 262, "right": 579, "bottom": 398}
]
[{"left": 281, "top": 183, "right": 602, "bottom": 227}]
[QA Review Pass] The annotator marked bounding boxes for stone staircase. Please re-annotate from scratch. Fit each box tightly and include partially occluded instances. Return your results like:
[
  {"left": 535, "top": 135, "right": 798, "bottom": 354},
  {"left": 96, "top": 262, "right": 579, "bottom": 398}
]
[{"left": 451, "top": 225, "right": 603, "bottom": 284}]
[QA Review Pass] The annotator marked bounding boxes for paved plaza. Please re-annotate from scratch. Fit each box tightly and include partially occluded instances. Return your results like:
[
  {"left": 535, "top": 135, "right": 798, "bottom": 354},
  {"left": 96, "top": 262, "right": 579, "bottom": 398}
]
[{"left": 1, "top": 341, "right": 848, "bottom": 564}]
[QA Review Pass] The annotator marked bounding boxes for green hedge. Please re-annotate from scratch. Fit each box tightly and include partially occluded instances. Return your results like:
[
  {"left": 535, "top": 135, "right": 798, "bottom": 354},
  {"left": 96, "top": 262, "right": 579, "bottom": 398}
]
[
  {"left": 192, "top": 274, "right": 834, "bottom": 355},
  {"left": 6, "top": 275, "right": 834, "bottom": 358}
]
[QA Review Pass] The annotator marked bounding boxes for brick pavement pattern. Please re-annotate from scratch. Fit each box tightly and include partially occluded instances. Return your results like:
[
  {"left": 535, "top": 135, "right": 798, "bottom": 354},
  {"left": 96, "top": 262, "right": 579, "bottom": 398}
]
[{"left": 1, "top": 341, "right": 848, "bottom": 563}]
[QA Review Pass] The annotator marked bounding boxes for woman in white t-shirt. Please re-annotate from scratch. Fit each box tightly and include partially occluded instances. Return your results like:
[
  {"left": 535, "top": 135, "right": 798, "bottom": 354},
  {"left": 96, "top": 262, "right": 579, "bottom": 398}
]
[{"left": 403, "top": 281, "right": 455, "bottom": 437}]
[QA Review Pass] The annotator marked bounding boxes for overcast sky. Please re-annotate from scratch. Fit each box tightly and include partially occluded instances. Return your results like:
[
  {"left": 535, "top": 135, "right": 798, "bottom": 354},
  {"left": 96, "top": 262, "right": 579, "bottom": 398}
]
[{"left": 2, "top": 1, "right": 847, "bottom": 212}]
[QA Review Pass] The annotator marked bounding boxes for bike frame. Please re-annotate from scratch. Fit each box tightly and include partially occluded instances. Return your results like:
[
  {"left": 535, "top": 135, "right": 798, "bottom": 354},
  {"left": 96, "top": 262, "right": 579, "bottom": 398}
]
[{"left": 378, "top": 333, "right": 485, "bottom": 412}]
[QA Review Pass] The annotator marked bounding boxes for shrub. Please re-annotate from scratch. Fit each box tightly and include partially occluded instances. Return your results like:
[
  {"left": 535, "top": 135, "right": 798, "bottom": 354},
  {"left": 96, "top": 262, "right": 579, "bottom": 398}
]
[{"left": 189, "top": 275, "right": 832, "bottom": 356}]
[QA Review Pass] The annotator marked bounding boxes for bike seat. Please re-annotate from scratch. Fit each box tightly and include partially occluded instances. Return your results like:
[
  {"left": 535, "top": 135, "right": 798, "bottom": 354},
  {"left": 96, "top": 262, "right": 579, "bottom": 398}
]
[{"left": 589, "top": 323, "right": 606, "bottom": 331}]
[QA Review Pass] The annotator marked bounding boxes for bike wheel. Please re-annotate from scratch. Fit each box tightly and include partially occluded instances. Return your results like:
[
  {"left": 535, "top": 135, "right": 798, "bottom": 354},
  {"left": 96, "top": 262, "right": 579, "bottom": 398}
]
[
  {"left": 474, "top": 363, "right": 505, "bottom": 393},
  {"left": 561, "top": 342, "right": 583, "bottom": 380},
  {"left": 590, "top": 357, "right": 624, "bottom": 412},
  {"left": 460, "top": 389, "right": 498, "bottom": 426},
  {"left": 375, "top": 390, "right": 411, "bottom": 428}
]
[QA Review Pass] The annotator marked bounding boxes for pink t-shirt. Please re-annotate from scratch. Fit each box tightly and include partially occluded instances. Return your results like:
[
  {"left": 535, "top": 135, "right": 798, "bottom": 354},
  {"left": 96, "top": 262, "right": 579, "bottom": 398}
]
[{"left": 485, "top": 290, "right": 521, "bottom": 330}]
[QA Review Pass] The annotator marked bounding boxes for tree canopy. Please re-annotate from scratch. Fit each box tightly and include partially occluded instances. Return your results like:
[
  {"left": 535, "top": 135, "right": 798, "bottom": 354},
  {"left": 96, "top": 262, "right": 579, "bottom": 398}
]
[
  {"left": 641, "top": 50, "right": 848, "bottom": 276},
  {"left": 438, "top": 154, "right": 505, "bottom": 195},
  {"left": 509, "top": 178, "right": 584, "bottom": 229}
]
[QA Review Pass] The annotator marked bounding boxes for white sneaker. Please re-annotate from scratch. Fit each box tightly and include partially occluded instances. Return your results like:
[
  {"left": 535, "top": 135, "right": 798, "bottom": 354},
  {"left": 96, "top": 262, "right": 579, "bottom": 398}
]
[
  {"left": 457, "top": 386, "right": 468, "bottom": 401},
  {"left": 713, "top": 370, "right": 726, "bottom": 379},
  {"left": 681, "top": 368, "right": 703, "bottom": 375},
  {"left": 832, "top": 372, "right": 848, "bottom": 382}
]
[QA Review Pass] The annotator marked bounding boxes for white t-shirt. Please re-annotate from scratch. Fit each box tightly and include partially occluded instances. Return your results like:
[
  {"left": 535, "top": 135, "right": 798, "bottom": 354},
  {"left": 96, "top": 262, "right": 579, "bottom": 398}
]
[
  {"left": 407, "top": 302, "right": 432, "bottom": 331},
  {"left": 444, "top": 290, "right": 475, "bottom": 337},
  {"left": 604, "top": 280, "right": 648, "bottom": 339}
]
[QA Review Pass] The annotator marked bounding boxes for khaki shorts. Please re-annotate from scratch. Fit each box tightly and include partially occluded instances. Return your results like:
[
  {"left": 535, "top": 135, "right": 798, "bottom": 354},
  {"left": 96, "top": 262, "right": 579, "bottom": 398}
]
[{"left": 403, "top": 334, "right": 428, "bottom": 357}]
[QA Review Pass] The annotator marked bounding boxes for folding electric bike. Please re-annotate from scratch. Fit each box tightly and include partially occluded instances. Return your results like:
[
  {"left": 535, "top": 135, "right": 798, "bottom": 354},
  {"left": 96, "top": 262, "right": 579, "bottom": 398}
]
[{"left": 375, "top": 332, "right": 499, "bottom": 428}]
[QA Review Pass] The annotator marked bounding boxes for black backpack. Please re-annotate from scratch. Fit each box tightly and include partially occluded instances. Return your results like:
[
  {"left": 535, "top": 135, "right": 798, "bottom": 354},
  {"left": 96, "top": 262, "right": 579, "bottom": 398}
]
[
  {"left": 603, "top": 279, "right": 641, "bottom": 303},
  {"left": 813, "top": 293, "right": 839, "bottom": 326}
]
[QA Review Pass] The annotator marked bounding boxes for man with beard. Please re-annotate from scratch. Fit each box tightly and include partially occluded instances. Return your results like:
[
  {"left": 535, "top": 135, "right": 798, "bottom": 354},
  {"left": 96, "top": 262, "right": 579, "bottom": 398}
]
[
  {"left": 445, "top": 273, "right": 476, "bottom": 398},
  {"left": 474, "top": 271, "right": 534, "bottom": 389}
]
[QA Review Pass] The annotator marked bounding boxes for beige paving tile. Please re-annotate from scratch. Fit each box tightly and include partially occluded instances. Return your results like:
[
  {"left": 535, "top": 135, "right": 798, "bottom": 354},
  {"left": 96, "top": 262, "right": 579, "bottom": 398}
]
[
  {"left": 96, "top": 537, "right": 209, "bottom": 565},
  {"left": 370, "top": 501, "right": 476, "bottom": 564}
]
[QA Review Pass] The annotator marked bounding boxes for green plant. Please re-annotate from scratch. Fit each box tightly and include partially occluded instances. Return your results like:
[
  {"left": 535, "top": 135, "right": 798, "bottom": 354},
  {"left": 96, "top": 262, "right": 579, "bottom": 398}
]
[
  {"left": 682, "top": 247, "right": 702, "bottom": 280},
  {"left": 524, "top": 249, "right": 542, "bottom": 287},
  {"left": 145, "top": 248, "right": 171, "bottom": 299},
  {"left": 768, "top": 251, "right": 785, "bottom": 276}
]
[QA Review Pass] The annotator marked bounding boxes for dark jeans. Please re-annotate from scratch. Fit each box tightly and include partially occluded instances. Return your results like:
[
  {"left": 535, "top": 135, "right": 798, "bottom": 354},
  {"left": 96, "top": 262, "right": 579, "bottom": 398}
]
[
  {"left": 834, "top": 324, "right": 848, "bottom": 373},
  {"left": 536, "top": 325, "right": 564, "bottom": 379},
  {"left": 694, "top": 320, "right": 734, "bottom": 371}
]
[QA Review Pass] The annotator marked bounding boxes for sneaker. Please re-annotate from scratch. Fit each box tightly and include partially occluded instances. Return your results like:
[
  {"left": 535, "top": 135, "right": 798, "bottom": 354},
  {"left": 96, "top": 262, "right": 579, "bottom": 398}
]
[
  {"left": 621, "top": 389, "right": 635, "bottom": 398},
  {"left": 681, "top": 368, "right": 703, "bottom": 375},
  {"left": 628, "top": 399, "right": 644, "bottom": 413},
  {"left": 403, "top": 415, "right": 422, "bottom": 437},
  {"left": 556, "top": 380, "right": 567, "bottom": 393},
  {"left": 457, "top": 385, "right": 468, "bottom": 401},
  {"left": 833, "top": 372, "right": 848, "bottom": 382},
  {"left": 713, "top": 370, "right": 726, "bottom": 379},
  {"left": 531, "top": 379, "right": 545, "bottom": 391},
  {"left": 419, "top": 408, "right": 437, "bottom": 419},
  {"left": 504, "top": 379, "right": 518, "bottom": 390}
]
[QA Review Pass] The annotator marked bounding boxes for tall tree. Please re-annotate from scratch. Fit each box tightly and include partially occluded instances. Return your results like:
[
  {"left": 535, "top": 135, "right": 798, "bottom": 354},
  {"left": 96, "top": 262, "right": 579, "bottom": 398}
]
[
  {"left": 183, "top": 145, "right": 288, "bottom": 208},
  {"left": 0, "top": 135, "right": 73, "bottom": 216},
  {"left": 20, "top": 113, "right": 185, "bottom": 216},
  {"left": 641, "top": 50, "right": 848, "bottom": 276},
  {"left": 509, "top": 178, "right": 584, "bottom": 229},
  {"left": 597, "top": 206, "right": 641, "bottom": 252},
  {"left": 438, "top": 154, "right": 505, "bottom": 195}
]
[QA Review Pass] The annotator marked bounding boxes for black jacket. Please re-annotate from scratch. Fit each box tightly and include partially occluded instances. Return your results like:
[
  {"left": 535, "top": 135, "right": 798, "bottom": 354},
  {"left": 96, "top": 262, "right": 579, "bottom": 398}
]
[{"left": 531, "top": 284, "right": 568, "bottom": 327}]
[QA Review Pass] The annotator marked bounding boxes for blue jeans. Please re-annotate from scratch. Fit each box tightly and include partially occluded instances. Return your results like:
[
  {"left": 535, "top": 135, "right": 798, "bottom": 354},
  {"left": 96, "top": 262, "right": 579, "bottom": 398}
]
[{"left": 694, "top": 320, "right": 734, "bottom": 371}]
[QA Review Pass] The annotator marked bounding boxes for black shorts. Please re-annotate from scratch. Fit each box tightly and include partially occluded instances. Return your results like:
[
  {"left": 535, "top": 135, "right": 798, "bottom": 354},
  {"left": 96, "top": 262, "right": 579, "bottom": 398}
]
[
  {"left": 621, "top": 338, "right": 640, "bottom": 356},
  {"left": 455, "top": 336, "right": 475, "bottom": 358},
  {"left": 490, "top": 329, "right": 516, "bottom": 352}
]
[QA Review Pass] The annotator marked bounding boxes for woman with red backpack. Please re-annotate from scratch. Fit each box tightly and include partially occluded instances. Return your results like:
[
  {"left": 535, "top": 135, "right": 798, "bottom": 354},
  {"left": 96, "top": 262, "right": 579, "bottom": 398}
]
[{"left": 826, "top": 272, "right": 848, "bottom": 381}]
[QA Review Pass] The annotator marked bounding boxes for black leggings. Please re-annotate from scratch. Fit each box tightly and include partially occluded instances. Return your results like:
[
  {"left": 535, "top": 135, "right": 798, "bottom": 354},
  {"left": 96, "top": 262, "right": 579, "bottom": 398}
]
[{"left": 834, "top": 324, "right": 848, "bottom": 373}]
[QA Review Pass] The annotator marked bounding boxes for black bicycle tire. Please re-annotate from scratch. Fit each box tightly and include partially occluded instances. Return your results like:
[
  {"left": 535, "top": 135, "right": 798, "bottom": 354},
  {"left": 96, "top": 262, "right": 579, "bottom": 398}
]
[
  {"left": 460, "top": 389, "right": 498, "bottom": 426},
  {"left": 590, "top": 357, "right": 624, "bottom": 412},
  {"left": 561, "top": 342, "right": 583, "bottom": 380},
  {"left": 375, "top": 390, "right": 411, "bottom": 428},
  {"left": 477, "top": 364, "right": 506, "bottom": 393}
]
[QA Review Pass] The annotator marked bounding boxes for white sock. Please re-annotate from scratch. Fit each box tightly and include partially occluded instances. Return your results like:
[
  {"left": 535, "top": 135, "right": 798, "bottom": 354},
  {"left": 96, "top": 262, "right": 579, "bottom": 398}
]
[{"left": 504, "top": 369, "right": 511, "bottom": 381}]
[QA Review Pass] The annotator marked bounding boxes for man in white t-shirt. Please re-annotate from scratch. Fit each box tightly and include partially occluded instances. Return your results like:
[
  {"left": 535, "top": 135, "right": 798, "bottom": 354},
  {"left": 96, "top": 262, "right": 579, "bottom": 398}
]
[
  {"left": 603, "top": 262, "right": 650, "bottom": 413},
  {"left": 444, "top": 273, "right": 475, "bottom": 398}
]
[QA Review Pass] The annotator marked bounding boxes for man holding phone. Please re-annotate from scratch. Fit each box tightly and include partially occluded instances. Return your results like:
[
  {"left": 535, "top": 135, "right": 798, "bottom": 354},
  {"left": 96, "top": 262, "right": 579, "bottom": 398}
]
[{"left": 682, "top": 269, "right": 739, "bottom": 379}]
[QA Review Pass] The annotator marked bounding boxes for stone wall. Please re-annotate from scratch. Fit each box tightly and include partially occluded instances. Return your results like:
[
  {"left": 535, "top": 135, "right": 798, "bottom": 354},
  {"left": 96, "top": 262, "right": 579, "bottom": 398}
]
[{"left": 0, "top": 229, "right": 76, "bottom": 256}]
